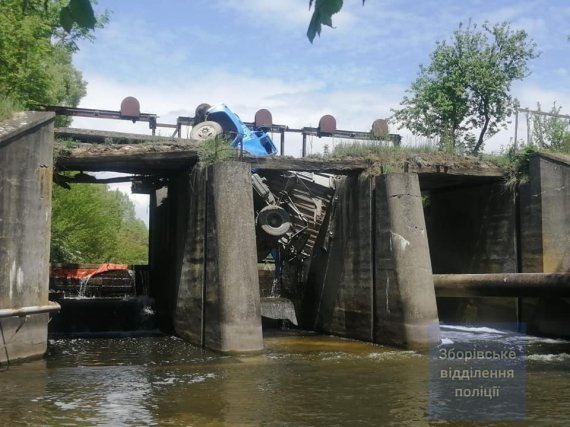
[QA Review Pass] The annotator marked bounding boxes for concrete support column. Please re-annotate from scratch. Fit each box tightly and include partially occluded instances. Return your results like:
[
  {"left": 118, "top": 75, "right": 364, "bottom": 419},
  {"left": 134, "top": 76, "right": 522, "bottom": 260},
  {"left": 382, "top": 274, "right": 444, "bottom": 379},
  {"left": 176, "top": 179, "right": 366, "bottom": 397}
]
[
  {"left": 175, "top": 162, "right": 263, "bottom": 353},
  {"left": 148, "top": 186, "right": 176, "bottom": 332},
  {"left": 374, "top": 174, "right": 440, "bottom": 349},
  {"left": 530, "top": 155, "right": 570, "bottom": 272},
  {"left": 309, "top": 172, "right": 439, "bottom": 349},
  {"left": 0, "top": 112, "right": 54, "bottom": 362},
  {"left": 310, "top": 173, "right": 374, "bottom": 341},
  {"left": 520, "top": 154, "right": 570, "bottom": 337}
]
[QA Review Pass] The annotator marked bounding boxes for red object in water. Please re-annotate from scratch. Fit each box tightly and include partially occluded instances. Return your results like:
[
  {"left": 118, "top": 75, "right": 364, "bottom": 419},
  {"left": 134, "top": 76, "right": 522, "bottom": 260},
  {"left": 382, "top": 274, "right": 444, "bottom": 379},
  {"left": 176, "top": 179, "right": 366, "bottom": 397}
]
[{"left": 50, "top": 263, "right": 129, "bottom": 280}]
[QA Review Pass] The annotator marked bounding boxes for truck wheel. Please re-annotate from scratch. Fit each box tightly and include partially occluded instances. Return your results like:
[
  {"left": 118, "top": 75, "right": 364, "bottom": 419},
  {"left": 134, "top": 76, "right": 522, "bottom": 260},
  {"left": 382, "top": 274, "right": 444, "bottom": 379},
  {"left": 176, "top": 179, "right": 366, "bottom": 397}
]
[
  {"left": 258, "top": 205, "right": 291, "bottom": 237},
  {"left": 190, "top": 121, "right": 222, "bottom": 141}
]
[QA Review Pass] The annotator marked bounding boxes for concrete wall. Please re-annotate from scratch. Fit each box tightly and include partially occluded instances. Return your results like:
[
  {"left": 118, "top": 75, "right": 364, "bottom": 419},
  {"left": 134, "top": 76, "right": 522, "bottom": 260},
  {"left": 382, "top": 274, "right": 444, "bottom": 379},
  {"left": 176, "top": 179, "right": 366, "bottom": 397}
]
[
  {"left": 148, "top": 186, "right": 174, "bottom": 332},
  {"left": 174, "top": 162, "right": 263, "bottom": 353},
  {"left": 424, "top": 182, "right": 519, "bottom": 326},
  {"left": 309, "top": 172, "right": 440, "bottom": 349},
  {"left": 148, "top": 177, "right": 191, "bottom": 334},
  {"left": 520, "top": 154, "right": 570, "bottom": 336},
  {"left": 424, "top": 183, "right": 517, "bottom": 274},
  {"left": 308, "top": 173, "right": 374, "bottom": 341},
  {"left": 424, "top": 154, "right": 570, "bottom": 335},
  {"left": 0, "top": 112, "right": 54, "bottom": 362},
  {"left": 528, "top": 154, "right": 570, "bottom": 272}
]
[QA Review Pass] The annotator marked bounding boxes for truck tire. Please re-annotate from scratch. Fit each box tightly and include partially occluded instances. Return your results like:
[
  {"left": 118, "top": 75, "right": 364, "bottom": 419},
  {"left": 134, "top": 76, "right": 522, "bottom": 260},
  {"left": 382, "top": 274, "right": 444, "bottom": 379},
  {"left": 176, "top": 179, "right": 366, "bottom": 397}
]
[
  {"left": 190, "top": 120, "right": 222, "bottom": 141},
  {"left": 258, "top": 205, "right": 291, "bottom": 237}
]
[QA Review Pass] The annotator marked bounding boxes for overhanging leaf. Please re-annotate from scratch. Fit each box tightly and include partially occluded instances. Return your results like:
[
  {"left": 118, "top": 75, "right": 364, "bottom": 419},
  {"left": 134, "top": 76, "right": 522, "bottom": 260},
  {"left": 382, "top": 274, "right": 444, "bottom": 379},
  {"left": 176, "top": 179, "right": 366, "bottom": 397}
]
[
  {"left": 59, "top": 7, "right": 74, "bottom": 32},
  {"left": 307, "top": 0, "right": 343, "bottom": 43},
  {"left": 69, "top": 0, "right": 96, "bottom": 29}
]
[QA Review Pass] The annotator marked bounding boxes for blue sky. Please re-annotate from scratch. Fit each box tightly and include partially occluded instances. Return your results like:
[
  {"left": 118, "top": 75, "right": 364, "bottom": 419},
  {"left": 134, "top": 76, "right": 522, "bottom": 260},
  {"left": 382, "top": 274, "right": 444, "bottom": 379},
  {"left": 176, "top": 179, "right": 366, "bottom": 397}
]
[
  {"left": 72, "top": 1, "right": 570, "bottom": 221},
  {"left": 74, "top": 0, "right": 570, "bottom": 152}
]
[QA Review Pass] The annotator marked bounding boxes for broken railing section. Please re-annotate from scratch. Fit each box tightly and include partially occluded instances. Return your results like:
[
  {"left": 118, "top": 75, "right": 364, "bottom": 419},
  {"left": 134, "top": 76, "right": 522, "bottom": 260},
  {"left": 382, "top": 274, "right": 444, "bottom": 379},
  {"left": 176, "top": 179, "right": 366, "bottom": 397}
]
[{"left": 44, "top": 96, "right": 401, "bottom": 156}]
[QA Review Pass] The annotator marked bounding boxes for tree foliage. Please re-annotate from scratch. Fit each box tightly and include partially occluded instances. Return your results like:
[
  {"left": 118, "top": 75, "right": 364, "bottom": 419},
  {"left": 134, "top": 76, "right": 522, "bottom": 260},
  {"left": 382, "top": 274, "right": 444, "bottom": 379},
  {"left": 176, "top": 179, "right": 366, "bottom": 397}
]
[
  {"left": 393, "top": 22, "right": 538, "bottom": 153},
  {"left": 531, "top": 103, "right": 570, "bottom": 153},
  {"left": 0, "top": 0, "right": 106, "bottom": 109},
  {"left": 55, "top": 0, "right": 350, "bottom": 43},
  {"left": 51, "top": 183, "right": 149, "bottom": 265},
  {"left": 307, "top": 0, "right": 364, "bottom": 42},
  {"left": 59, "top": 0, "right": 96, "bottom": 32}
]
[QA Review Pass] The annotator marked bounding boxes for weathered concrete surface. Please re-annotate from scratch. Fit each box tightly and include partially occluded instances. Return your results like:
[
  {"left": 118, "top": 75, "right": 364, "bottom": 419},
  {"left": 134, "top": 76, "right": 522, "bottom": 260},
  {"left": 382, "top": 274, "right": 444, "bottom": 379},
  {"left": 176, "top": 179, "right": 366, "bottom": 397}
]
[
  {"left": 260, "top": 297, "right": 298, "bottom": 325},
  {"left": 531, "top": 154, "right": 570, "bottom": 272},
  {"left": 174, "top": 162, "right": 263, "bottom": 353},
  {"left": 519, "top": 182, "right": 543, "bottom": 273},
  {"left": 309, "top": 173, "right": 374, "bottom": 341},
  {"left": 309, "top": 173, "right": 440, "bottom": 349},
  {"left": 55, "top": 127, "right": 505, "bottom": 182},
  {"left": 520, "top": 153, "right": 570, "bottom": 337},
  {"left": 424, "top": 153, "right": 570, "bottom": 336},
  {"left": 148, "top": 181, "right": 190, "bottom": 334},
  {"left": 424, "top": 183, "right": 517, "bottom": 274},
  {"left": 0, "top": 112, "right": 54, "bottom": 362},
  {"left": 172, "top": 169, "right": 204, "bottom": 345},
  {"left": 424, "top": 182, "right": 519, "bottom": 326},
  {"left": 374, "top": 174, "right": 440, "bottom": 349}
]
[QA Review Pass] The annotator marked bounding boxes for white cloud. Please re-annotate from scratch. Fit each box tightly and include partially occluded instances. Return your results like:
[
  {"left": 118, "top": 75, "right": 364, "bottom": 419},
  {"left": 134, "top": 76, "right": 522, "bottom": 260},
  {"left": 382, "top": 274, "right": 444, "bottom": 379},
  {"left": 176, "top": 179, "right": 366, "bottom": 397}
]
[
  {"left": 213, "top": 0, "right": 310, "bottom": 28},
  {"left": 516, "top": 84, "right": 570, "bottom": 112}
]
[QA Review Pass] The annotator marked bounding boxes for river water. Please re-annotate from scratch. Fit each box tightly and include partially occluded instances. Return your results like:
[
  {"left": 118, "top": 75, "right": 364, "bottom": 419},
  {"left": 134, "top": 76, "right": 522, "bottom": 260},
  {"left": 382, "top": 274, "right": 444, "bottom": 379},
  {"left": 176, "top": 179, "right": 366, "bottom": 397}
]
[{"left": 1, "top": 325, "right": 570, "bottom": 426}]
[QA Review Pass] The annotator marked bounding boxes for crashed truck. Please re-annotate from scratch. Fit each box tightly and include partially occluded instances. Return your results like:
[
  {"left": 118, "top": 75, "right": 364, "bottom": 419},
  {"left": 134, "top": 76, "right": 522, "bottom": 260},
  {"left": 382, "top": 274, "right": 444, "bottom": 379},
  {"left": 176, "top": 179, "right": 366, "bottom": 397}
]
[{"left": 189, "top": 103, "right": 321, "bottom": 264}]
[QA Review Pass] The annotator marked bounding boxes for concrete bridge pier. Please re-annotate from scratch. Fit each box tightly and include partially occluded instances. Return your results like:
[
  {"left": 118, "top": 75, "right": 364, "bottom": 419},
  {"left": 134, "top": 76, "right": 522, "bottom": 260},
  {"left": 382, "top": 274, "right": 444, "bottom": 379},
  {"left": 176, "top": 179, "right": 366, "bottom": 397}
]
[
  {"left": 0, "top": 112, "right": 57, "bottom": 363},
  {"left": 173, "top": 162, "right": 263, "bottom": 353},
  {"left": 309, "top": 172, "right": 440, "bottom": 350},
  {"left": 374, "top": 174, "right": 440, "bottom": 349}
]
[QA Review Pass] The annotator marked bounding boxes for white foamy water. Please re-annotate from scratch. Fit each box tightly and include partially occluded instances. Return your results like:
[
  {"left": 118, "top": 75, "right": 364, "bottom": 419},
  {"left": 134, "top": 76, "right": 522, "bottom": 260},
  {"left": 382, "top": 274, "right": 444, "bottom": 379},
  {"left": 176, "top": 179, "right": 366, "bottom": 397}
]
[
  {"left": 526, "top": 353, "right": 570, "bottom": 362},
  {"left": 441, "top": 324, "right": 508, "bottom": 335}
]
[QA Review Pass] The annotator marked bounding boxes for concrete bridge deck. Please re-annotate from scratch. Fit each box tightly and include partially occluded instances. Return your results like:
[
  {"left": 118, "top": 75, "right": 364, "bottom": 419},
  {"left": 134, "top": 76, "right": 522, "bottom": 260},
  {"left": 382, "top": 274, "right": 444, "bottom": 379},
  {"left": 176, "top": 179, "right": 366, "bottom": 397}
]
[{"left": 54, "top": 128, "right": 505, "bottom": 190}]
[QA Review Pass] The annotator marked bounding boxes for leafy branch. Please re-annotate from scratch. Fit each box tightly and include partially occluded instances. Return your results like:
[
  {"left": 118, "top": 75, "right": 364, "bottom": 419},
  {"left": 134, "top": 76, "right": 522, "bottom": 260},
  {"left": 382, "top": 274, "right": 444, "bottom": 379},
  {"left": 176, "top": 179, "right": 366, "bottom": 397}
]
[
  {"left": 59, "top": 0, "right": 96, "bottom": 32},
  {"left": 307, "top": 0, "right": 365, "bottom": 43}
]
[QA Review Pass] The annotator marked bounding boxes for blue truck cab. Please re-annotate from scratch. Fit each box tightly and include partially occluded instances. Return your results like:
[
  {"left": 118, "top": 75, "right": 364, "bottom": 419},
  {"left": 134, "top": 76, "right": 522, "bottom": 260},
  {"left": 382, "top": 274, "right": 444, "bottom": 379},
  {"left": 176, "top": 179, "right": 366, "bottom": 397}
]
[
  {"left": 191, "top": 103, "right": 278, "bottom": 157},
  {"left": 190, "top": 103, "right": 292, "bottom": 248}
]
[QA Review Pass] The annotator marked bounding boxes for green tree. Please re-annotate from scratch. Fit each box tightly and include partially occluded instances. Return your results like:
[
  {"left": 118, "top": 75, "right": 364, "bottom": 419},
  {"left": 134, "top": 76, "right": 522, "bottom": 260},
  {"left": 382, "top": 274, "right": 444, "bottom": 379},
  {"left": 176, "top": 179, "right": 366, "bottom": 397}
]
[
  {"left": 393, "top": 22, "right": 538, "bottom": 153},
  {"left": 51, "top": 183, "right": 148, "bottom": 264},
  {"left": 0, "top": 0, "right": 106, "bottom": 109},
  {"left": 531, "top": 103, "right": 570, "bottom": 153}
]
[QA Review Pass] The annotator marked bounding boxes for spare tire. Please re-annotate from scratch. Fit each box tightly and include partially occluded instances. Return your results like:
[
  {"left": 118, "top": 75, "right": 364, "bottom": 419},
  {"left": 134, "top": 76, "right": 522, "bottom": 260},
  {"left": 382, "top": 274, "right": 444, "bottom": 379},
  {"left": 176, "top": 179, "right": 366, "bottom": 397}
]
[
  {"left": 190, "top": 120, "right": 223, "bottom": 141},
  {"left": 258, "top": 205, "right": 291, "bottom": 237}
]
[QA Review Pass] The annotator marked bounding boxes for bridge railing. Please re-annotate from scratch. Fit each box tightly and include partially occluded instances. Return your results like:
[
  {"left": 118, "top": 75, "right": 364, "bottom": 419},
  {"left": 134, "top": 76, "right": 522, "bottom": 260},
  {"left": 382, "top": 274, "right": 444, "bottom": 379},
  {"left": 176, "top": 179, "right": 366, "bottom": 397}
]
[{"left": 44, "top": 96, "right": 401, "bottom": 157}]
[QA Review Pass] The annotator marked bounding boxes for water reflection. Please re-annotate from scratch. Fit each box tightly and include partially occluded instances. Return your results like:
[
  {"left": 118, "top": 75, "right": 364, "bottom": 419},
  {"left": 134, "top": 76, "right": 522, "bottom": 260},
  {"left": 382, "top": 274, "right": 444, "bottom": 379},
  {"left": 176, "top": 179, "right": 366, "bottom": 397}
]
[
  {"left": 0, "top": 359, "right": 48, "bottom": 425},
  {"left": 0, "top": 328, "right": 570, "bottom": 425}
]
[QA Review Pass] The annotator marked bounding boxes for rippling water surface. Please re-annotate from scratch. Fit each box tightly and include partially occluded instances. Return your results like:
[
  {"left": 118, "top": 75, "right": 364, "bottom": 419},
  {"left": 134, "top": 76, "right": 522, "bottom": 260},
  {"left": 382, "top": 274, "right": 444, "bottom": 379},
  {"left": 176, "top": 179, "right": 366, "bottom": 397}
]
[{"left": 1, "top": 326, "right": 570, "bottom": 426}]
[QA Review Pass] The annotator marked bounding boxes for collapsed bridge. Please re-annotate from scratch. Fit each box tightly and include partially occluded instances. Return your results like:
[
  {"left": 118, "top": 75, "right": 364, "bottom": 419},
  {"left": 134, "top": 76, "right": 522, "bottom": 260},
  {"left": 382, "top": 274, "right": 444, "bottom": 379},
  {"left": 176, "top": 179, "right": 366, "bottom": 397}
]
[{"left": 1, "top": 109, "right": 569, "bottom": 362}]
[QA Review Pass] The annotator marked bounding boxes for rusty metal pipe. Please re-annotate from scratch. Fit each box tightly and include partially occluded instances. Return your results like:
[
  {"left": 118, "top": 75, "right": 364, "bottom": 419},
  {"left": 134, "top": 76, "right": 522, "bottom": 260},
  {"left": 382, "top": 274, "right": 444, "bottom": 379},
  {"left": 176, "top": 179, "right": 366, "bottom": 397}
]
[
  {"left": 434, "top": 273, "right": 570, "bottom": 297},
  {"left": 0, "top": 302, "right": 61, "bottom": 319}
]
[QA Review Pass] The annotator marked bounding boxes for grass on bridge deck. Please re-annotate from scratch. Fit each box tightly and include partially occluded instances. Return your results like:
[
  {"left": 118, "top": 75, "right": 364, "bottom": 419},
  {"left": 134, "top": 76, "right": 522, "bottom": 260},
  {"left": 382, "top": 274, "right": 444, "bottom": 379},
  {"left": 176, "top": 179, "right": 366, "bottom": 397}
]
[{"left": 54, "top": 127, "right": 506, "bottom": 188}]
